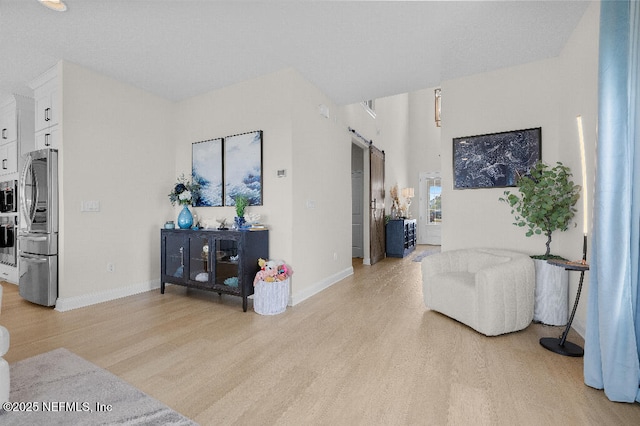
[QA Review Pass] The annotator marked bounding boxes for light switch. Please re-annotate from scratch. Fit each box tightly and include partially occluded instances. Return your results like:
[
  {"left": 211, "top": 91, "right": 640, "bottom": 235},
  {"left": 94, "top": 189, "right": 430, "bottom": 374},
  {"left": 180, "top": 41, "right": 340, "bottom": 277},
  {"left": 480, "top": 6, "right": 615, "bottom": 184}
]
[{"left": 81, "top": 201, "right": 100, "bottom": 212}]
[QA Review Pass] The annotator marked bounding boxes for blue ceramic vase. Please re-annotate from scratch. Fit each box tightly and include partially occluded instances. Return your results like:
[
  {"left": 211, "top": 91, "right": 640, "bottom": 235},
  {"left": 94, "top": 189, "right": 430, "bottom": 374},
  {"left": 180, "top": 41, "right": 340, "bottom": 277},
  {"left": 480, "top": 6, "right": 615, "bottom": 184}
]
[
  {"left": 234, "top": 216, "right": 246, "bottom": 229},
  {"left": 177, "top": 204, "right": 193, "bottom": 229}
]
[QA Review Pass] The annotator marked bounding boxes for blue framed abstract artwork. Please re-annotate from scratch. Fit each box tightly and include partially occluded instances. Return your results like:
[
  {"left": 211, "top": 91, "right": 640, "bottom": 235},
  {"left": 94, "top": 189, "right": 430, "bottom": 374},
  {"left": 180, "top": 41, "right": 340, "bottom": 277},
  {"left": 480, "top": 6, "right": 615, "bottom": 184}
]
[
  {"left": 192, "top": 138, "right": 223, "bottom": 206},
  {"left": 224, "top": 130, "right": 263, "bottom": 206},
  {"left": 453, "top": 127, "right": 541, "bottom": 189}
]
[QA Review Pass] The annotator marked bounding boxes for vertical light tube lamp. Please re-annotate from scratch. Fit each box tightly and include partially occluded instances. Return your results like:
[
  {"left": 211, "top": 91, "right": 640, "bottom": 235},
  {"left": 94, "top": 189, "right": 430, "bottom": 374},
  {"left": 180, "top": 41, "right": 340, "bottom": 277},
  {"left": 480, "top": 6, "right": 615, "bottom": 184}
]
[{"left": 577, "top": 115, "right": 588, "bottom": 263}]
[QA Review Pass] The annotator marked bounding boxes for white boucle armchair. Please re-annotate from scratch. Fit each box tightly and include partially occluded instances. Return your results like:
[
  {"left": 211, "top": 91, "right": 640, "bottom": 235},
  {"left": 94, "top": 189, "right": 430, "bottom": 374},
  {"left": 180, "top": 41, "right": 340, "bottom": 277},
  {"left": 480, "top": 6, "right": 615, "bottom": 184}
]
[
  {"left": 421, "top": 248, "right": 535, "bottom": 336},
  {"left": 0, "top": 284, "right": 9, "bottom": 403}
]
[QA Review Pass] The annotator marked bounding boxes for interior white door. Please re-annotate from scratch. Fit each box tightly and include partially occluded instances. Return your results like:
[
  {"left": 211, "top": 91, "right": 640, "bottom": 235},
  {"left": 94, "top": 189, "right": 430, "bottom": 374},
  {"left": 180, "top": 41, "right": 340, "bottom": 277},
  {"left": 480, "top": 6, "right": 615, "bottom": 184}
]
[
  {"left": 352, "top": 170, "right": 364, "bottom": 257},
  {"left": 419, "top": 172, "right": 442, "bottom": 245}
]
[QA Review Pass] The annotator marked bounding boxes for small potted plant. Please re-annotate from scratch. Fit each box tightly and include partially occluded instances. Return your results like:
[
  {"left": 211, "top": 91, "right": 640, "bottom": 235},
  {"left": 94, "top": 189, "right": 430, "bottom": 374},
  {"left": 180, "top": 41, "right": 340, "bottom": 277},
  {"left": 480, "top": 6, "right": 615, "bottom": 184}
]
[
  {"left": 233, "top": 194, "right": 249, "bottom": 229},
  {"left": 500, "top": 160, "right": 581, "bottom": 325}
]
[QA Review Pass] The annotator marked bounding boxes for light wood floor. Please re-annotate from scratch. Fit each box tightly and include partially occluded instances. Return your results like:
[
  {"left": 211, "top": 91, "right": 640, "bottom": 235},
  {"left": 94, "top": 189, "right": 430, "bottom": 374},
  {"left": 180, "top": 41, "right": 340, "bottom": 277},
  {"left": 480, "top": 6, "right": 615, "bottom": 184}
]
[{"left": 2, "top": 247, "right": 640, "bottom": 425}]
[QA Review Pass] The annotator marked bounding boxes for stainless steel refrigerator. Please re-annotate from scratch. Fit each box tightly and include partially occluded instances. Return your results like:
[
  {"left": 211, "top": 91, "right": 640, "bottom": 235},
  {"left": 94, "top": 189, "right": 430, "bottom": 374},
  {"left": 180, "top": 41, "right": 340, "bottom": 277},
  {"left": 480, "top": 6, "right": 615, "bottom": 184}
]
[{"left": 18, "top": 148, "right": 58, "bottom": 306}]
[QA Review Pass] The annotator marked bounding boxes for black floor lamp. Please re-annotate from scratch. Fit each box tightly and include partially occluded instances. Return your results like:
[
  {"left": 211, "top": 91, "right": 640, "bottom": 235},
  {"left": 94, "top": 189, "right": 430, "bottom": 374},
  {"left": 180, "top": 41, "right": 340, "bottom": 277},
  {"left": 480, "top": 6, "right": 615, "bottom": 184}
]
[{"left": 539, "top": 235, "right": 589, "bottom": 357}]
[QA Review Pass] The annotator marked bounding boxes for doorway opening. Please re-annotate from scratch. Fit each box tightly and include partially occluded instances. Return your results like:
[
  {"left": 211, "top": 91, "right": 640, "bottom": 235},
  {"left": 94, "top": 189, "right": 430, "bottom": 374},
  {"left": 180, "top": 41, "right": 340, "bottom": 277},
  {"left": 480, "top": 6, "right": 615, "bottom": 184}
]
[
  {"left": 419, "top": 172, "right": 442, "bottom": 245},
  {"left": 352, "top": 137, "right": 383, "bottom": 265},
  {"left": 351, "top": 143, "right": 365, "bottom": 260},
  {"left": 351, "top": 139, "right": 386, "bottom": 265}
]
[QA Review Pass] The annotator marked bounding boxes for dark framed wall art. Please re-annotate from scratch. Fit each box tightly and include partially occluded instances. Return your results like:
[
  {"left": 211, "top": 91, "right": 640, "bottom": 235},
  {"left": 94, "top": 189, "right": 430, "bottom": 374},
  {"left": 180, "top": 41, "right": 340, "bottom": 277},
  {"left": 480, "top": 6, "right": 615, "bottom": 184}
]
[
  {"left": 192, "top": 138, "right": 223, "bottom": 206},
  {"left": 224, "top": 130, "right": 263, "bottom": 206},
  {"left": 453, "top": 127, "right": 541, "bottom": 189}
]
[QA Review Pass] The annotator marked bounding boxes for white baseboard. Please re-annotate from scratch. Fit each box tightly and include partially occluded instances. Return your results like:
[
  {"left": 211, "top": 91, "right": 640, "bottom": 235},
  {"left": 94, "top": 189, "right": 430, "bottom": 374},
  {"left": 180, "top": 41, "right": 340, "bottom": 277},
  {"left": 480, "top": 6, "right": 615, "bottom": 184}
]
[
  {"left": 55, "top": 267, "right": 356, "bottom": 312},
  {"left": 55, "top": 279, "right": 161, "bottom": 312},
  {"left": 290, "top": 266, "right": 353, "bottom": 306},
  {"left": 572, "top": 319, "right": 586, "bottom": 339}
]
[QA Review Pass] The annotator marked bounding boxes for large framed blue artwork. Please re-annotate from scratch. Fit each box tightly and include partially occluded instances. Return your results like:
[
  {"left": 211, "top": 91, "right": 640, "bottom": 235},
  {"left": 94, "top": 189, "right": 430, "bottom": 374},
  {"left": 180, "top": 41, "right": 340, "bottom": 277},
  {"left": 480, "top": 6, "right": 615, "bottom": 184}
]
[
  {"left": 192, "top": 138, "right": 223, "bottom": 206},
  {"left": 224, "top": 130, "right": 263, "bottom": 206},
  {"left": 453, "top": 127, "right": 541, "bottom": 189}
]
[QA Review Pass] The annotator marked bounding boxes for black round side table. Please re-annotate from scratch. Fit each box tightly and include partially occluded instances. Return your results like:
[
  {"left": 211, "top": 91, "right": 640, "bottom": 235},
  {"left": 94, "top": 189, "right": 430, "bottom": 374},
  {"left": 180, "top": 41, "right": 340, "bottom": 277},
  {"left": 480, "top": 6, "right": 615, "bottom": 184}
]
[{"left": 539, "top": 259, "right": 589, "bottom": 357}]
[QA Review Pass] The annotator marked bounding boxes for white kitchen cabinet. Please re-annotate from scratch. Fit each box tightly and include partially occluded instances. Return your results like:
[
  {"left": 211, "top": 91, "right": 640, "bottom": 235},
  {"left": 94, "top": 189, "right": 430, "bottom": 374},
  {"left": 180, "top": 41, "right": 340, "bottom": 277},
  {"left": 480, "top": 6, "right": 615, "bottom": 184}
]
[
  {"left": 34, "top": 126, "right": 59, "bottom": 151},
  {"left": 0, "top": 142, "right": 17, "bottom": 175},
  {"left": 0, "top": 95, "right": 34, "bottom": 174},
  {"left": 29, "top": 63, "right": 61, "bottom": 151},
  {"left": 0, "top": 104, "right": 16, "bottom": 143},
  {"left": 34, "top": 78, "right": 60, "bottom": 133}
]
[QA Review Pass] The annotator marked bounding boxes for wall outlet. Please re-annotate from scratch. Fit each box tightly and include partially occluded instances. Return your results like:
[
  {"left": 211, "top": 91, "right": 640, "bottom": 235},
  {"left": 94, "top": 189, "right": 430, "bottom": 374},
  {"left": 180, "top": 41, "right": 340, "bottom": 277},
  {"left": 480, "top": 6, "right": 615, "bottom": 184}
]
[
  {"left": 333, "top": 252, "right": 338, "bottom": 261},
  {"left": 106, "top": 263, "right": 115, "bottom": 273}
]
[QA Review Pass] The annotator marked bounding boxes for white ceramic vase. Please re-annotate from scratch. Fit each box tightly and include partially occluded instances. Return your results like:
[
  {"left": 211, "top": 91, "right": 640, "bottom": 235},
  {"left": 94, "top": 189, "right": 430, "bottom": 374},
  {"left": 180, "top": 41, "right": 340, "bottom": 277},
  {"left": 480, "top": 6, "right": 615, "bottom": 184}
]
[{"left": 533, "top": 259, "right": 569, "bottom": 326}]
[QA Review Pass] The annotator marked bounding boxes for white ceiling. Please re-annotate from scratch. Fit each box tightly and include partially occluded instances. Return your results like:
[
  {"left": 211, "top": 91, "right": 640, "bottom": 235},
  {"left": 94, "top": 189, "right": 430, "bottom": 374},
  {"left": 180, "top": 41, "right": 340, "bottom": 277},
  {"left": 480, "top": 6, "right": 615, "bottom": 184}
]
[{"left": 0, "top": 1, "right": 590, "bottom": 106}]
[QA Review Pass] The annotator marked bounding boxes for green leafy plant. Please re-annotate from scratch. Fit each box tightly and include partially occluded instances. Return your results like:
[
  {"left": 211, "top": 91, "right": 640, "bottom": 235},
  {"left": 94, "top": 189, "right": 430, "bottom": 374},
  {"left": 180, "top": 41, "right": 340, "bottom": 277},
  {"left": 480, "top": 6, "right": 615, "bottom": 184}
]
[
  {"left": 233, "top": 194, "right": 249, "bottom": 217},
  {"left": 499, "top": 161, "right": 580, "bottom": 259}
]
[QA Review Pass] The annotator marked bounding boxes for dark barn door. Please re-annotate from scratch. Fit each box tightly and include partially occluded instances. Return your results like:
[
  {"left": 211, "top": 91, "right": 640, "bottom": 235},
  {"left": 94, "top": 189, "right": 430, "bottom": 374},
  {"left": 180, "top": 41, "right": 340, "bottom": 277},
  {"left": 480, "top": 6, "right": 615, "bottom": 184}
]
[{"left": 369, "top": 146, "right": 385, "bottom": 265}]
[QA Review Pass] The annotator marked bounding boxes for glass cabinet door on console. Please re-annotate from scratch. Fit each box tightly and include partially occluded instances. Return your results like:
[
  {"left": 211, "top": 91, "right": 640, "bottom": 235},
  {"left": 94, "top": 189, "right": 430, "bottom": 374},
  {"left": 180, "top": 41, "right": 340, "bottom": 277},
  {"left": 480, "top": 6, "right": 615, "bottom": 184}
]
[
  {"left": 162, "top": 232, "right": 187, "bottom": 280},
  {"left": 188, "top": 235, "right": 213, "bottom": 286},
  {"left": 214, "top": 238, "right": 240, "bottom": 291},
  {"left": 160, "top": 229, "right": 269, "bottom": 311}
]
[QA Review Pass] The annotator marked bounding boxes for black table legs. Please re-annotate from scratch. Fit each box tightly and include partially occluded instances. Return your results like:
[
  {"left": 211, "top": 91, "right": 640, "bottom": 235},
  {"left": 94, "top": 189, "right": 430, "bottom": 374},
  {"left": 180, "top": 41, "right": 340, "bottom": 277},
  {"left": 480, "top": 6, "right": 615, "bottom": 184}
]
[{"left": 540, "top": 269, "right": 586, "bottom": 357}]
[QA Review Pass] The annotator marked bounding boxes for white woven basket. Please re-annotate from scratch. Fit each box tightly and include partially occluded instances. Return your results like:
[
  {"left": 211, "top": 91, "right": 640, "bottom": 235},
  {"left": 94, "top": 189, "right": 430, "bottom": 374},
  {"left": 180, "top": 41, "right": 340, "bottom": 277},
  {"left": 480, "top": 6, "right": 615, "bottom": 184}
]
[{"left": 254, "top": 278, "right": 290, "bottom": 315}]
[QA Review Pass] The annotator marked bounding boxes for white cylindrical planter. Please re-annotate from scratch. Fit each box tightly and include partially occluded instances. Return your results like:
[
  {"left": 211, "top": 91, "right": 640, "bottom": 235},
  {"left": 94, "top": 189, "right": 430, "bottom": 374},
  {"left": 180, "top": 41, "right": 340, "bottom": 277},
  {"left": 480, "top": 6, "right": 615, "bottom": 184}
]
[
  {"left": 254, "top": 278, "right": 290, "bottom": 315},
  {"left": 533, "top": 259, "right": 569, "bottom": 326}
]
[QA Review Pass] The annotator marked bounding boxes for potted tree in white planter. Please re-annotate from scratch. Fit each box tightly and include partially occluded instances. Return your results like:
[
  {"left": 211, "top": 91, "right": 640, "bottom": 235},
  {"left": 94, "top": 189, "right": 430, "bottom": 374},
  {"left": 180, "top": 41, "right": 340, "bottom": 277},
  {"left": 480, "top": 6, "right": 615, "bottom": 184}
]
[{"left": 500, "top": 161, "right": 581, "bottom": 325}]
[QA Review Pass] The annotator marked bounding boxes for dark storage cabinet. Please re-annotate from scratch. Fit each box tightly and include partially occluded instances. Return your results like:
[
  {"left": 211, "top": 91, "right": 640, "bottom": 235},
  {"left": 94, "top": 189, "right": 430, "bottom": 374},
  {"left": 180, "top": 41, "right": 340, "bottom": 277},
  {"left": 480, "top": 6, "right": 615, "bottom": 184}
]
[
  {"left": 160, "top": 229, "right": 268, "bottom": 311},
  {"left": 386, "top": 219, "right": 416, "bottom": 258}
]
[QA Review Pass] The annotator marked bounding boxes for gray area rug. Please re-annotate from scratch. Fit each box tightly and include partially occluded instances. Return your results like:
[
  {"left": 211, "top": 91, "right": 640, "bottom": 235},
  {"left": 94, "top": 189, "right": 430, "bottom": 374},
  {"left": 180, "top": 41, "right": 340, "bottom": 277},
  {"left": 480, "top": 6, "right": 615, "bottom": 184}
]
[
  {"left": 1, "top": 348, "right": 197, "bottom": 425},
  {"left": 412, "top": 247, "right": 441, "bottom": 262}
]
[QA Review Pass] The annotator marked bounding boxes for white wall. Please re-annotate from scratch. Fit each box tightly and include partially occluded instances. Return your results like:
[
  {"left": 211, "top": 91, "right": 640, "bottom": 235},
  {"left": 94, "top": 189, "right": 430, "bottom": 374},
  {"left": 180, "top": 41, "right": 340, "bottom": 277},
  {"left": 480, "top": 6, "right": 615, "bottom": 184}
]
[
  {"left": 377, "top": 94, "right": 411, "bottom": 204},
  {"left": 290, "top": 72, "right": 353, "bottom": 303},
  {"left": 439, "top": 2, "right": 599, "bottom": 335},
  {"left": 441, "top": 57, "right": 563, "bottom": 251},
  {"left": 50, "top": 2, "right": 599, "bottom": 323},
  {"left": 341, "top": 89, "right": 441, "bottom": 241},
  {"left": 53, "top": 65, "right": 357, "bottom": 309},
  {"left": 58, "top": 61, "right": 175, "bottom": 307},
  {"left": 556, "top": 1, "right": 599, "bottom": 336},
  {"left": 341, "top": 95, "right": 413, "bottom": 214},
  {"left": 174, "top": 68, "right": 294, "bottom": 261},
  {"left": 340, "top": 95, "right": 417, "bottom": 266},
  {"left": 174, "top": 68, "right": 353, "bottom": 305},
  {"left": 408, "top": 87, "right": 442, "bottom": 220}
]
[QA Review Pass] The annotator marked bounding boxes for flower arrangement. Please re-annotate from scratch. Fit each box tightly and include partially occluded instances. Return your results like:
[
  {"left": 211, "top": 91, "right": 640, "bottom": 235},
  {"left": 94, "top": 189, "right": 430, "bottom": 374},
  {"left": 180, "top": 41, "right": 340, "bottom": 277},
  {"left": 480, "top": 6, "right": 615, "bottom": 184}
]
[
  {"left": 390, "top": 184, "right": 401, "bottom": 218},
  {"left": 253, "top": 258, "right": 293, "bottom": 285},
  {"left": 169, "top": 174, "right": 201, "bottom": 206}
]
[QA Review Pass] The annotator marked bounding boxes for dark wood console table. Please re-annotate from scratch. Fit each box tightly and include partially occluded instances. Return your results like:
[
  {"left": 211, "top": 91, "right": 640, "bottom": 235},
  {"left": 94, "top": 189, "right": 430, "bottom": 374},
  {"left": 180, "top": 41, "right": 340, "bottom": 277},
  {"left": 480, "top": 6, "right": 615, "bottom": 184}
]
[
  {"left": 160, "top": 228, "right": 268, "bottom": 311},
  {"left": 385, "top": 219, "right": 416, "bottom": 258},
  {"left": 539, "top": 259, "right": 589, "bottom": 357}
]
